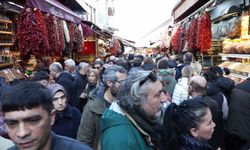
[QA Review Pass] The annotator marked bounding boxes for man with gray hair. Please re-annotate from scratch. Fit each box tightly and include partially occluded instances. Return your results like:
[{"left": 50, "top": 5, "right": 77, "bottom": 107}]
[
  {"left": 77, "top": 65, "right": 127, "bottom": 150},
  {"left": 49, "top": 62, "right": 77, "bottom": 107},
  {"left": 75, "top": 62, "right": 91, "bottom": 112},
  {"left": 100, "top": 70, "right": 166, "bottom": 150},
  {"left": 64, "top": 59, "right": 76, "bottom": 77}
]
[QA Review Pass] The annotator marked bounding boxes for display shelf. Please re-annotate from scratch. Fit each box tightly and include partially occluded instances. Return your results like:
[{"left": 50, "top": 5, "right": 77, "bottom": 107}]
[
  {"left": 229, "top": 73, "right": 248, "bottom": 80},
  {"left": 219, "top": 53, "right": 250, "bottom": 59},
  {"left": 0, "top": 31, "right": 12, "bottom": 34},
  {"left": 0, "top": 63, "right": 13, "bottom": 68},
  {"left": 0, "top": 19, "right": 12, "bottom": 24},
  {"left": 0, "top": 43, "right": 13, "bottom": 46}
]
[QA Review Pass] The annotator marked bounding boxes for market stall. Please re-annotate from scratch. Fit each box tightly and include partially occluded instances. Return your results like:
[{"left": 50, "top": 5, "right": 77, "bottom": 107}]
[{"left": 0, "top": 0, "right": 86, "bottom": 81}]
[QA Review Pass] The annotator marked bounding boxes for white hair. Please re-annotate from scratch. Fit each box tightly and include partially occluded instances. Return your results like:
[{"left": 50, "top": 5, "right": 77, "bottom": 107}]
[{"left": 64, "top": 59, "right": 75, "bottom": 67}]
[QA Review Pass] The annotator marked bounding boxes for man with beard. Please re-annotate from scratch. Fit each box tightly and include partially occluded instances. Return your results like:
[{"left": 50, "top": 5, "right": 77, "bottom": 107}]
[
  {"left": 100, "top": 70, "right": 166, "bottom": 150},
  {"left": 77, "top": 65, "right": 127, "bottom": 150}
]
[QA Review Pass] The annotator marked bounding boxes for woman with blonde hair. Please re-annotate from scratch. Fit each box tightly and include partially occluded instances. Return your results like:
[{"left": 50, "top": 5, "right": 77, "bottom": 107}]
[{"left": 79, "top": 69, "right": 100, "bottom": 112}]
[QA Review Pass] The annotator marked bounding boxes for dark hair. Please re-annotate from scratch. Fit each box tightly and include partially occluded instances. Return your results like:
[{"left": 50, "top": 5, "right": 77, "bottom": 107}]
[
  {"left": 223, "top": 67, "right": 230, "bottom": 75},
  {"left": 209, "top": 66, "right": 223, "bottom": 76},
  {"left": 162, "top": 99, "right": 209, "bottom": 149},
  {"left": 31, "top": 71, "right": 50, "bottom": 81},
  {"left": 133, "top": 57, "right": 143, "bottom": 67},
  {"left": 203, "top": 70, "right": 218, "bottom": 83},
  {"left": 157, "top": 59, "right": 169, "bottom": 69},
  {"left": 1, "top": 81, "right": 53, "bottom": 114},
  {"left": 116, "top": 59, "right": 130, "bottom": 71}
]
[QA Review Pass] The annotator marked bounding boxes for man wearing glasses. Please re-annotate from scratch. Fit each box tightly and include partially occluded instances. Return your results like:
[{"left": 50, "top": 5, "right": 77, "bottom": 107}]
[
  {"left": 100, "top": 70, "right": 166, "bottom": 150},
  {"left": 77, "top": 65, "right": 127, "bottom": 150}
]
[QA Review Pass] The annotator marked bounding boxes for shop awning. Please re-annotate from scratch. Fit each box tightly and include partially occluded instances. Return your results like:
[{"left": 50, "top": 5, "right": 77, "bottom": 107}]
[{"left": 26, "top": 0, "right": 82, "bottom": 23}]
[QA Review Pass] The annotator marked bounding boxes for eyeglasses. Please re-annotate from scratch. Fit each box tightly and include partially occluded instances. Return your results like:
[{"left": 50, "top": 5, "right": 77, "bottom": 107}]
[
  {"left": 94, "top": 66, "right": 101, "bottom": 69},
  {"left": 139, "top": 71, "right": 157, "bottom": 87}
]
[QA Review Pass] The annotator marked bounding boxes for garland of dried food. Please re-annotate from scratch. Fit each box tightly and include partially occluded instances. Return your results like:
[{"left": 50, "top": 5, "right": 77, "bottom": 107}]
[
  {"left": 69, "top": 22, "right": 75, "bottom": 51},
  {"left": 44, "top": 15, "right": 58, "bottom": 56},
  {"left": 34, "top": 9, "right": 50, "bottom": 56},
  {"left": 188, "top": 18, "right": 198, "bottom": 51},
  {"left": 171, "top": 26, "right": 181, "bottom": 52},
  {"left": 75, "top": 28, "right": 84, "bottom": 53},
  {"left": 57, "top": 17, "right": 65, "bottom": 56},
  {"left": 197, "top": 12, "right": 212, "bottom": 53},
  {"left": 17, "top": 7, "right": 48, "bottom": 58}
]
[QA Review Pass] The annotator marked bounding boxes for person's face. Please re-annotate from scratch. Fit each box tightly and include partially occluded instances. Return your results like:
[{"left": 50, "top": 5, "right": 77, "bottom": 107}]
[
  {"left": 190, "top": 108, "right": 215, "bottom": 140},
  {"left": 110, "top": 72, "right": 127, "bottom": 97},
  {"left": 53, "top": 91, "right": 67, "bottom": 111},
  {"left": 88, "top": 72, "right": 97, "bottom": 84},
  {"left": 80, "top": 66, "right": 90, "bottom": 75},
  {"left": 4, "top": 106, "right": 55, "bottom": 150},
  {"left": 49, "top": 69, "right": 56, "bottom": 79},
  {"left": 37, "top": 80, "right": 49, "bottom": 87},
  {"left": 64, "top": 64, "right": 71, "bottom": 73},
  {"left": 141, "top": 80, "right": 165, "bottom": 118},
  {"left": 94, "top": 64, "right": 102, "bottom": 73}
]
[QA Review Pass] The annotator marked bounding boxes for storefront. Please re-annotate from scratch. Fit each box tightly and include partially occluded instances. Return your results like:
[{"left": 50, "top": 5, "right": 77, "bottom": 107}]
[
  {"left": 171, "top": 0, "right": 250, "bottom": 82},
  {"left": 0, "top": 0, "right": 85, "bottom": 81}
]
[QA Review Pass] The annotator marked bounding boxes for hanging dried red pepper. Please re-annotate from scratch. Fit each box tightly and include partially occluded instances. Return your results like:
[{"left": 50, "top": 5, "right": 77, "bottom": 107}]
[
  {"left": 17, "top": 7, "right": 47, "bottom": 58},
  {"left": 188, "top": 18, "right": 198, "bottom": 51},
  {"left": 171, "top": 26, "right": 181, "bottom": 52},
  {"left": 44, "top": 15, "right": 58, "bottom": 56},
  {"left": 34, "top": 9, "right": 49, "bottom": 56},
  {"left": 197, "top": 12, "right": 212, "bottom": 53}
]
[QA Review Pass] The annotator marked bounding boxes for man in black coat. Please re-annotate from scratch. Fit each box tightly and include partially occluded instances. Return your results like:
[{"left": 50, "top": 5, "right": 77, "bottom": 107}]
[
  {"left": 226, "top": 78, "right": 250, "bottom": 150},
  {"left": 49, "top": 62, "right": 78, "bottom": 107}
]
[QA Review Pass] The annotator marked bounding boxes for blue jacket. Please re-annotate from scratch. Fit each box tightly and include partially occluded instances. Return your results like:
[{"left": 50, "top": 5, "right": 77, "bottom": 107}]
[
  {"left": 8, "top": 132, "right": 93, "bottom": 150},
  {"left": 52, "top": 105, "right": 81, "bottom": 139}
]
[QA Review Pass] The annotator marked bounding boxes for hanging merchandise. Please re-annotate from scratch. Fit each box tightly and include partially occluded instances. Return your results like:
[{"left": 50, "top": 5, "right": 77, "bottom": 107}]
[
  {"left": 188, "top": 18, "right": 198, "bottom": 51},
  {"left": 75, "top": 28, "right": 84, "bottom": 53},
  {"left": 171, "top": 26, "right": 181, "bottom": 52},
  {"left": 34, "top": 9, "right": 50, "bottom": 55},
  {"left": 197, "top": 12, "right": 212, "bottom": 53},
  {"left": 57, "top": 17, "right": 65, "bottom": 55},
  {"left": 44, "top": 14, "right": 59, "bottom": 56},
  {"left": 17, "top": 7, "right": 49, "bottom": 58},
  {"left": 62, "top": 20, "right": 70, "bottom": 43},
  {"left": 69, "top": 22, "right": 75, "bottom": 51},
  {"left": 110, "top": 37, "right": 121, "bottom": 56}
]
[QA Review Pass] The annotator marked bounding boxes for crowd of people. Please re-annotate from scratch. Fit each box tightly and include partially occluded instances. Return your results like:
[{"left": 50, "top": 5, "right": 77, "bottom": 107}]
[{"left": 0, "top": 52, "right": 249, "bottom": 150}]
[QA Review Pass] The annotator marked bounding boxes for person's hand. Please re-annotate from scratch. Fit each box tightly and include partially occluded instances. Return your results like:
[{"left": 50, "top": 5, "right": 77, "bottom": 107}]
[
  {"left": 216, "top": 147, "right": 221, "bottom": 150},
  {"left": 80, "top": 92, "right": 87, "bottom": 98}
]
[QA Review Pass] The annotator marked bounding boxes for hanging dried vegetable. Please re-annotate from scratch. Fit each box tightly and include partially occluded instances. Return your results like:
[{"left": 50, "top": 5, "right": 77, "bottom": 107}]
[
  {"left": 197, "top": 12, "right": 212, "bottom": 53},
  {"left": 44, "top": 14, "right": 58, "bottom": 56},
  {"left": 17, "top": 8, "right": 48, "bottom": 58},
  {"left": 171, "top": 26, "right": 181, "bottom": 52},
  {"left": 34, "top": 9, "right": 49, "bottom": 55},
  {"left": 69, "top": 22, "right": 75, "bottom": 51},
  {"left": 75, "top": 28, "right": 84, "bottom": 53},
  {"left": 188, "top": 18, "right": 198, "bottom": 51},
  {"left": 57, "top": 17, "right": 65, "bottom": 55}
]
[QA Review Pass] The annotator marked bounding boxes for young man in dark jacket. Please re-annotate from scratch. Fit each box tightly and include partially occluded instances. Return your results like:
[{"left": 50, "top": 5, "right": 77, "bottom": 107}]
[{"left": 1, "top": 81, "right": 92, "bottom": 150}]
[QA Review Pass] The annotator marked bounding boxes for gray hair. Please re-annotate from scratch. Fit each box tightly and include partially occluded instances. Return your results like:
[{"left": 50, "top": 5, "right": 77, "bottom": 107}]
[
  {"left": 64, "top": 59, "right": 75, "bottom": 67},
  {"left": 102, "top": 65, "right": 127, "bottom": 87},
  {"left": 117, "top": 70, "right": 158, "bottom": 111},
  {"left": 49, "top": 62, "right": 63, "bottom": 73},
  {"left": 78, "top": 62, "right": 89, "bottom": 70}
]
